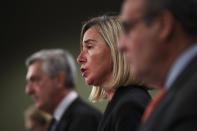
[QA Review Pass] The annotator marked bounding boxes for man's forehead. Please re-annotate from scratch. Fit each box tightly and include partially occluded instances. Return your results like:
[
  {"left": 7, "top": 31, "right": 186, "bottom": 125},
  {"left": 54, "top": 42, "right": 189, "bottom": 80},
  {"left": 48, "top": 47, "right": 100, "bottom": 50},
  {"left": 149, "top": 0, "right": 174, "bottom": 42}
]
[
  {"left": 26, "top": 61, "right": 43, "bottom": 79},
  {"left": 121, "top": 0, "right": 144, "bottom": 20}
]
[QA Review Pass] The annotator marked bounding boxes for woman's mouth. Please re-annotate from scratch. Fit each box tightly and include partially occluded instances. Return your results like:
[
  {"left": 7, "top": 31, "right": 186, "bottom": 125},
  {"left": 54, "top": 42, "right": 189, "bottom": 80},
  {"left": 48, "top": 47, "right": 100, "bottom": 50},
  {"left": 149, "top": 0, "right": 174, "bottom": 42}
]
[{"left": 80, "top": 68, "right": 87, "bottom": 77}]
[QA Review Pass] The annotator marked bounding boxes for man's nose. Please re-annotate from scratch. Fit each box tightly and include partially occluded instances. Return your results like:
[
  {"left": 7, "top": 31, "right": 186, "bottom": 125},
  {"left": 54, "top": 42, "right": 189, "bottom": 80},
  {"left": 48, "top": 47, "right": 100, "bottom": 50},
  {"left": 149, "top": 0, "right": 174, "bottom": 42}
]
[
  {"left": 25, "top": 84, "right": 34, "bottom": 95},
  {"left": 118, "top": 33, "right": 127, "bottom": 52}
]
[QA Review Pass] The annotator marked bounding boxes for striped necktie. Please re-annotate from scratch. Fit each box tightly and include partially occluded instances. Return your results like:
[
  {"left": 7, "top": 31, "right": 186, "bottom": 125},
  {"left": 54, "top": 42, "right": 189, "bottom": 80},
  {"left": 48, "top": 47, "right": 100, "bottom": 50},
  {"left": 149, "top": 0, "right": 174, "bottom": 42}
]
[{"left": 141, "top": 88, "right": 166, "bottom": 123}]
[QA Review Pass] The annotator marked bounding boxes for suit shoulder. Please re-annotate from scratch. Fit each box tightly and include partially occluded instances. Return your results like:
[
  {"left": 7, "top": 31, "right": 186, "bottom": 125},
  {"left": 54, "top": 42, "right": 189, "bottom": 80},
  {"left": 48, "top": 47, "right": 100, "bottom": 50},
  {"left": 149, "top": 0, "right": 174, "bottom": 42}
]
[
  {"left": 115, "top": 85, "right": 151, "bottom": 107},
  {"left": 70, "top": 98, "right": 102, "bottom": 117}
]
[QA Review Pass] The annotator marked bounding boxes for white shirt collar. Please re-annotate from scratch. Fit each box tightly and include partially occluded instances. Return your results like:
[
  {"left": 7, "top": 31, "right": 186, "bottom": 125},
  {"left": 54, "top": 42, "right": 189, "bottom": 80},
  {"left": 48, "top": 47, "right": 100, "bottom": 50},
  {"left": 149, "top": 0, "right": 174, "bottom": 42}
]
[
  {"left": 53, "top": 90, "right": 78, "bottom": 121},
  {"left": 165, "top": 43, "right": 197, "bottom": 90}
]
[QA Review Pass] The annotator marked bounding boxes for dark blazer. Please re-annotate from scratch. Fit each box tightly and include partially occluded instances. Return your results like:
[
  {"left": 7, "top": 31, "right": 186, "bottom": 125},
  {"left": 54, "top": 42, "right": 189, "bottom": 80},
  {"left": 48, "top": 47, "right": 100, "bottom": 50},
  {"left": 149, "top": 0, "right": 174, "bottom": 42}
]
[
  {"left": 138, "top": 55, "right": 197, "bottom": 131},
  {"left": 97, "top": 85, "right": 151, "bottom": 131},
  {"left": 48, "top": 97, "right": 102, "bottom": 131}
]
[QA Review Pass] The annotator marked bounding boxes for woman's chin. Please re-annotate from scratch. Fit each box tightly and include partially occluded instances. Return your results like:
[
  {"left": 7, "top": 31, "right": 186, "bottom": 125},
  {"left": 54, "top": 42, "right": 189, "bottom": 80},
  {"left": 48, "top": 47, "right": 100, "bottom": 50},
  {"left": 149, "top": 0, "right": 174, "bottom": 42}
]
[
  {"left": 85, "top": 78, "right": 93, "bottom": 85},
  {"left": 86, "top": 80, "right": 102, "bottom": 87},
  {"left": 86, "top": 78, "right": 99, "bottom": 86}
]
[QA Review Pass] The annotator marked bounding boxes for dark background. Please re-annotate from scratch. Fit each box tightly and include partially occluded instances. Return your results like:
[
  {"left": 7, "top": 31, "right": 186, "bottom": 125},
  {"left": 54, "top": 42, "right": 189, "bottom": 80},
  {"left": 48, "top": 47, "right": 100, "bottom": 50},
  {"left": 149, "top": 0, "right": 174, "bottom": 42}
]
[{"left": 1, "top": 0, "right": 122, "bottom": 130}]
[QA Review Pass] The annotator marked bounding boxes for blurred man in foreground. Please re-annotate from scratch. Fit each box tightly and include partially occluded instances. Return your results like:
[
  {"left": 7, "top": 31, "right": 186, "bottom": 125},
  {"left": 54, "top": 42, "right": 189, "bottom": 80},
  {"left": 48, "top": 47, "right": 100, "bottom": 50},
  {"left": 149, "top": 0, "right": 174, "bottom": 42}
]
[{"left": 119, "top": 0, "right": 197, "bottom": 130}]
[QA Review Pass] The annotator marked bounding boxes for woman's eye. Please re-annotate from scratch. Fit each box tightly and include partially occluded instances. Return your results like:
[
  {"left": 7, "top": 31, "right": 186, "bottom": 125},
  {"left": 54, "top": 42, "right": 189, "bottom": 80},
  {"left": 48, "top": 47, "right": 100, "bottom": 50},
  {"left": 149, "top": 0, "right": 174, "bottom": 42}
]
[{"left": 87, "top": 45, "right": 92, "bottom": 49}]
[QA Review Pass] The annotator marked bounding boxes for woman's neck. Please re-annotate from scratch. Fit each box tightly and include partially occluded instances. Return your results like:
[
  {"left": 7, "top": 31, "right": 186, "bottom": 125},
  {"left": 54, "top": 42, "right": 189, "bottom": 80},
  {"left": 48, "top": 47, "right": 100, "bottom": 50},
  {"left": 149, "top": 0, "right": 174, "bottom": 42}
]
[{"left": 104, "top": 88, "right": 116, "bottom": 100}]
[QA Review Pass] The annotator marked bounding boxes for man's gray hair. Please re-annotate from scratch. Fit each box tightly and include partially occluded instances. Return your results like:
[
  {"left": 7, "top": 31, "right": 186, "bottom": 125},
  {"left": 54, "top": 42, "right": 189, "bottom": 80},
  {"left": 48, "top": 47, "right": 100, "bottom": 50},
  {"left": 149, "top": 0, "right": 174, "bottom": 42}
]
[{"left": 25, "top": 49, "right": 76, "bottom": 88}]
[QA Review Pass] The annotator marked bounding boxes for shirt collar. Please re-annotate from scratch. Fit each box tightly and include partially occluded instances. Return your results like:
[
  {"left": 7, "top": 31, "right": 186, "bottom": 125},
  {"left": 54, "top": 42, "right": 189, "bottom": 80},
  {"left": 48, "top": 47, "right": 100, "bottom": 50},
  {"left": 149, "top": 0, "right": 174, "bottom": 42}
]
[
  {"left": 53, "top": 90, "right": 78, "bottom": 121},
  {"left": 165, "top": 43, "right": 197, "bottom": 90}
]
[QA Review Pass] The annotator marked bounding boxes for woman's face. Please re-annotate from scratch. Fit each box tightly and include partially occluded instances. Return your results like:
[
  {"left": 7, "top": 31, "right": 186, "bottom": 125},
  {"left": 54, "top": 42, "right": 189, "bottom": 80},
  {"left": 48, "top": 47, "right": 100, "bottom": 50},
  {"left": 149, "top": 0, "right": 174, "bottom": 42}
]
[{"left": 77, "top": 26, "right": 113, "bottom": 87}]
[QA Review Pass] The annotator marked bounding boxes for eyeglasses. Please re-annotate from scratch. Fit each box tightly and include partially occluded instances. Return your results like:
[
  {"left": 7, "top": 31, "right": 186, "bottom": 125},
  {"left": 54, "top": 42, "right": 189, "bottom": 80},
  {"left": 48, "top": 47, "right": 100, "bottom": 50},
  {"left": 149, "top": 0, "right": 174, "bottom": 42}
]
[{"left": 122, "top": 17, "right": 145, "bottom": 35}]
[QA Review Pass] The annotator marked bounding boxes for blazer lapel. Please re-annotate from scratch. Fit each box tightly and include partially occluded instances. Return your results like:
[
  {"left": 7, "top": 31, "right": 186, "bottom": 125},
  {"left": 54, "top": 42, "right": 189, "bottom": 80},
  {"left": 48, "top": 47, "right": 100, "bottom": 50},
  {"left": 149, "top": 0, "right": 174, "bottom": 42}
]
[{"left": 54, "top": 98, "right": 78, "bottom": 131}]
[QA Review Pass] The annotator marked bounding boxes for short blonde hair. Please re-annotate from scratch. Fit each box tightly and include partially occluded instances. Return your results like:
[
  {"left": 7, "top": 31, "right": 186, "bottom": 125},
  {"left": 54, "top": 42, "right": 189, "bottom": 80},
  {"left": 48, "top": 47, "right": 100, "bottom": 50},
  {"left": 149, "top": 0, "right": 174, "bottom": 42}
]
[
  {"left": 80, "top": 15, "right": 138, "bottom": 102},
  {"left": 24, "top": 105, "right": 51, "bottom": 126}
]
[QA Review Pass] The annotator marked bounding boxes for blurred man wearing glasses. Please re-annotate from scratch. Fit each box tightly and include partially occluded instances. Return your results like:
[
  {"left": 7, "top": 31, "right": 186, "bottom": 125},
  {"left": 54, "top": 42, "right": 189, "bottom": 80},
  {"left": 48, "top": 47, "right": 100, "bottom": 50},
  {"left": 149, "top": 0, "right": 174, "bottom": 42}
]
[{"left": 119, "top": 0, "right": 197, "bottom": 131}]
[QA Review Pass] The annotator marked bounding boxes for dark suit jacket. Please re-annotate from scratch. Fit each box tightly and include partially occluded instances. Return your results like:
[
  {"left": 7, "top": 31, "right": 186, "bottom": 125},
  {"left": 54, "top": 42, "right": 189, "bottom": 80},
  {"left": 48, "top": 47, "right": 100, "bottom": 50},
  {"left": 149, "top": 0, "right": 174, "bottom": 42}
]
[
  {"left": 97, "top": 85, "right": 151, "bottom": 131},
  {"left": 48, "top": 97, "right": 102, "bottom": 131},
  {"left": 138, "top": 55, "right": 197, "bottom": 131}
]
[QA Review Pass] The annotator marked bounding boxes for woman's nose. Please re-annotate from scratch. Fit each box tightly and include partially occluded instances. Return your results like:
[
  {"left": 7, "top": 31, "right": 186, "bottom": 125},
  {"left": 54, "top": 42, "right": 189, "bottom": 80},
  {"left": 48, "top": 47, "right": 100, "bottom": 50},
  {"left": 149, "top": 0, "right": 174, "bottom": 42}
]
[{"left": 77, "top": 51, "right": 86, "bottom": 64}]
